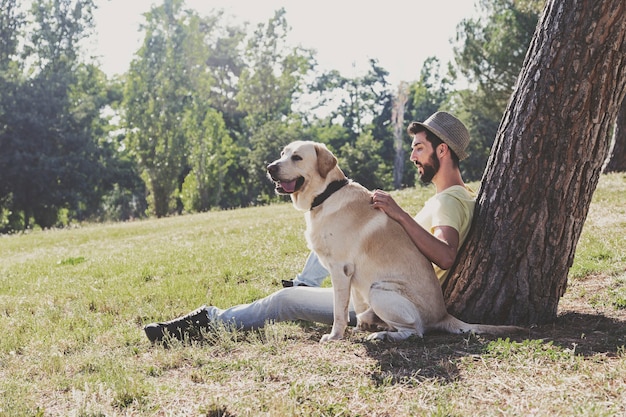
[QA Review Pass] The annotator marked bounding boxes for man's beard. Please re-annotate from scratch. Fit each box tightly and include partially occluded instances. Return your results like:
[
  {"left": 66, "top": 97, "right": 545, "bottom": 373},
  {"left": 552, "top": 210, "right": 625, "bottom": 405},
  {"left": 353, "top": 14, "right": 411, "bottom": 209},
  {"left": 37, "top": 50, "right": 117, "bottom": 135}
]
[{"left": 417, "top": 152, "right": 440, "bottom": 185}]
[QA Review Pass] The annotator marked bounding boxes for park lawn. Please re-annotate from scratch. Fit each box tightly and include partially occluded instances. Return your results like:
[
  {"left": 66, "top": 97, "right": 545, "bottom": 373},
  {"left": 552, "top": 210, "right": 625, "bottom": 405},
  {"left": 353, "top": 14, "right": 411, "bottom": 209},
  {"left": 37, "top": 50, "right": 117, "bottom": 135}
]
[{"left": 0, "top": 174, "right": 624, "bottom": 416}]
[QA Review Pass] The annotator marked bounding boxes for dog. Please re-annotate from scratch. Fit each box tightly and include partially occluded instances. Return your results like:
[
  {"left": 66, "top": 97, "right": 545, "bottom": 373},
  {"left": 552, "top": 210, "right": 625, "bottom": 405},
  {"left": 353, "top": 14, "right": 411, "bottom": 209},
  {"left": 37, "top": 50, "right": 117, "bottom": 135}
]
[{"left": 267, "top": 140, "right": 522, "bottom": 342}]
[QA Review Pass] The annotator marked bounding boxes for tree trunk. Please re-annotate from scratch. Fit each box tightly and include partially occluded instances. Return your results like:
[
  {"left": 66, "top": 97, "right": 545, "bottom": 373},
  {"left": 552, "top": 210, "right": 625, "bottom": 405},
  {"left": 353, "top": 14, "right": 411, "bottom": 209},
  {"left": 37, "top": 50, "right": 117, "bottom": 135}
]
[
  {"left": 442, "top": 0, "right": 626, "bottom": 325},
  {"left": 604, "top": 97, "right": 626, "bottom": 172},
  {"left": 392, "top": 82, "right": 409, "bottom": 189}
]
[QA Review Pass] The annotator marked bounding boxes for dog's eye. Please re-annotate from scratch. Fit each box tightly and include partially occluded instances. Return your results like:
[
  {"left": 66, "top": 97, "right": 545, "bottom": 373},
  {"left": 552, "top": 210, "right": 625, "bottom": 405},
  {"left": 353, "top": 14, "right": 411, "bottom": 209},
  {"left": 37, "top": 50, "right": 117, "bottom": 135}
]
[{"left": 291, "top": 155, "right": 302, "bottom": 162}]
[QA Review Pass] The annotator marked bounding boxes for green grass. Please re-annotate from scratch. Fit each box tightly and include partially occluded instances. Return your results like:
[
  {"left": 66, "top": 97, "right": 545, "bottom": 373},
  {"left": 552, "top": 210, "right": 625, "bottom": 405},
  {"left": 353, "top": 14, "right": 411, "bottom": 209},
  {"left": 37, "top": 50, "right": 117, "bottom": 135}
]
[
  {"left": 569, "top": 173, "right": 626, "bottom": 279},
  {"left": 1, "top": 175, "right": 625, "bottom": 416}
]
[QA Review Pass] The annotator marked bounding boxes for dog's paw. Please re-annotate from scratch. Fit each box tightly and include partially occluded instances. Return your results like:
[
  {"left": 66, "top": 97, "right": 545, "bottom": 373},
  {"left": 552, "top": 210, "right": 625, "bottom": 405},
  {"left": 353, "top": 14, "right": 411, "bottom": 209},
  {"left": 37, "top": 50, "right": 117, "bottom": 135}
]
[
  {"left": 366, "top": 329, "right": 419, "bottom": 342},
  {"left": 365, "top": 331, "right": 388, "bottom": 341},
  {"left": 320, "top": 333, "right": 342, "bottom": 343},
  {"left": 355, "top": 322, "right": 372, "bottom": 332}
]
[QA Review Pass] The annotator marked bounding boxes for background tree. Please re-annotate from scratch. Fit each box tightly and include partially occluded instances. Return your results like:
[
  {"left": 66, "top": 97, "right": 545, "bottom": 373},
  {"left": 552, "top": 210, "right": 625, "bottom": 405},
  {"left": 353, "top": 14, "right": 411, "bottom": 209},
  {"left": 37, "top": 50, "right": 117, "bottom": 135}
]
[
  {"left": 338, "top": 131, "right": 391, "bottom": 190},
  {"left": 236, "top": 9, "right": 315, "bottom": 202},
  {"left": 0, "top": 0, "right": 24, "bottom": 229},
  {"left": 0, "top": 0, "right": 21, "bottom": 70},
  {"left": 324, "top": 60, "right": 392, "bottom": 140},
  {"left": 455, "top": 0, "right": 542, "bottom": 110},
  {"left": 204, "top": 13, "right": 247, "bottom": 135},
  {"left": 443, "top": 0, "right": 626, "bottom": 325},
  {"left": 406, "top": 57, "right": 452, "bottom": 121},
  {"left": 95, "top": 76, "right": 148, "bottom": 221},
  {"left": 312, "top": 60, "right": 395, "bottom": 190},
  {"left": 181, "top": 105, "right": 241, "bottom": 211},
  {"left": 452, "top": 0, "right": 542, "bottom": 181},
  {"left": 298, "top": 122, "right": 352, "bottom": 156},
  {"left": 0, "top": 0, "right": 114, "bottom": 230},
  {"left": 124, "top": 0, "right": 210, "bottom": 217},
  {"left": 391, "top": 82, "right": 409, "bottom": 189}
]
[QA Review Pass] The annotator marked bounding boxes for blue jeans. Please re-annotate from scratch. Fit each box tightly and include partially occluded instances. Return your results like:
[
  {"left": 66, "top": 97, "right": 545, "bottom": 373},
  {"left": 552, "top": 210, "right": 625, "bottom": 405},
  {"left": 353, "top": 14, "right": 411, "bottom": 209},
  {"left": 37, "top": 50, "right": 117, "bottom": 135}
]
[
  {"left": 205, "top": 286, "right": 356, "bottom": 330},
  {"left": 203, "top": 252, "right": 356, "bottom": 330},
  {"left": 291, "top": 252, "right": 328, "bottom": 287}
]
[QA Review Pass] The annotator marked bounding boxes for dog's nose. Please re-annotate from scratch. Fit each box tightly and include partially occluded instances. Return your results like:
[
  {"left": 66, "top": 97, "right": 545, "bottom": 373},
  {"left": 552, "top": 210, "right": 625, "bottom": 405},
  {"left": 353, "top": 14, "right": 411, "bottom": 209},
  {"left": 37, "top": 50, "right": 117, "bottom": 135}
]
[{"left": 267, "top": 162, "right": 278, "bottom": 176}]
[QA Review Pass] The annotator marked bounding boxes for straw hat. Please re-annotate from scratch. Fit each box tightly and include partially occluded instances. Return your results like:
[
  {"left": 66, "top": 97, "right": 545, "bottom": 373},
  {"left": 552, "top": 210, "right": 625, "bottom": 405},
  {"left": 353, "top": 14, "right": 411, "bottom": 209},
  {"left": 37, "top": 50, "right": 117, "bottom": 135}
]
[{"left": 415, "top": 112, "right": 470, "bottom": 161}]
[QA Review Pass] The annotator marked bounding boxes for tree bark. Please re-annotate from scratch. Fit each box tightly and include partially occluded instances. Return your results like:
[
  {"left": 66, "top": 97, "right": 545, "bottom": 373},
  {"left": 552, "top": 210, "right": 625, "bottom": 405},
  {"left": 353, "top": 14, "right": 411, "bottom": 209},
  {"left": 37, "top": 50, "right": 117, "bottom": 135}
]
[
  {"left": 442, "top": 0, "right": 626, "bottom": 325},
  {"left": 604, "top": 97, "right": 626, "bottom": 172},
  {"left": 392, "top": 82, "right": 409, "bottom": 189}
]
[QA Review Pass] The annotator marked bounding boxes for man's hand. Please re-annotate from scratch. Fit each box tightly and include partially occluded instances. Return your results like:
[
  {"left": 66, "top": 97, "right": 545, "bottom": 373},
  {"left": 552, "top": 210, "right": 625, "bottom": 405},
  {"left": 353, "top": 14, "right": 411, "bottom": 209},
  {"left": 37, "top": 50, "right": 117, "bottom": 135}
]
[
  {"left": 371, "top": 189, "right": 460, "bottom": 270},
  {"left": 371, "top": 189, "right": 408, "bottom": 223}
]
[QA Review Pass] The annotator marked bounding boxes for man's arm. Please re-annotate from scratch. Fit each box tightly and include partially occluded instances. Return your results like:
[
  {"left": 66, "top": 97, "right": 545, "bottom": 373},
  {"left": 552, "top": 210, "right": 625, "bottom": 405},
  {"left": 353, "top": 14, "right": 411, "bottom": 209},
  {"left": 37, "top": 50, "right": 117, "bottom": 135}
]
[{"left": 371, "top": 190, "right": 459, "bottom": 270}]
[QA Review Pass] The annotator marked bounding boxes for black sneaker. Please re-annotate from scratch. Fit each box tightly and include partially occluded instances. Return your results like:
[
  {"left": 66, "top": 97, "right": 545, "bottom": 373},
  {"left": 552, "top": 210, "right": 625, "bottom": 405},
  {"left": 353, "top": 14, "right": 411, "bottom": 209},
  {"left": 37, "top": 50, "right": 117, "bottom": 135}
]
[
  {"left": 281, "top": 280, "right": 309, "bottom": 288},
  {"left": 144, "top": 306, "right": 211, "bottom": 343}
]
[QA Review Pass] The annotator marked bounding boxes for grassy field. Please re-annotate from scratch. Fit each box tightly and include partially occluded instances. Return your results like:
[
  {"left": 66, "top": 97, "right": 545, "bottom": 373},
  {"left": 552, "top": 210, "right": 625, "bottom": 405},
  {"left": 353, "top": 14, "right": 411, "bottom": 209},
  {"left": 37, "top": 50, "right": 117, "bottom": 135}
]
[{"left": 1, "top": 173, "right": 625, "bottom": 417}]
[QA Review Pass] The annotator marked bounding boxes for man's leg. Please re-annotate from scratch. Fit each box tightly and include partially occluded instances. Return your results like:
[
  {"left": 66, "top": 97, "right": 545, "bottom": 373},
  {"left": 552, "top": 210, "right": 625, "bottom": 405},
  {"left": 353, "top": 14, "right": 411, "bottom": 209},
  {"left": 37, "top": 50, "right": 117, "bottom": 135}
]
[
  {"left": 283, "top": 252, "right": 329, "bottom": 287},
  {"left": 144, "top": 287, "right": 356, "bottom": 343}
]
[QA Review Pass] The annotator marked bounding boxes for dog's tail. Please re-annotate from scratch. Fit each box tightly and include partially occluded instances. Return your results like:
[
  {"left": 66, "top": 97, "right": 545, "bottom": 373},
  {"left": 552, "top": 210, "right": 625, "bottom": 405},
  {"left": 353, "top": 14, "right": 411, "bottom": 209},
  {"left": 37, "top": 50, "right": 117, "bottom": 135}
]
[{"left": 436, "top": 313, "right": 525, "bottom": 336}]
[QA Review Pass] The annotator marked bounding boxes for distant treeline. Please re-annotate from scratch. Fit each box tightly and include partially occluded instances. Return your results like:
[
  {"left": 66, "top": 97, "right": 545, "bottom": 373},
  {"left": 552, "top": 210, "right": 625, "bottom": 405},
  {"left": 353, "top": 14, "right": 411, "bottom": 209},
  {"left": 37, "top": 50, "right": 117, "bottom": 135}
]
[{"left": 0, "top": 0, "right": 544, "bottom": 232}]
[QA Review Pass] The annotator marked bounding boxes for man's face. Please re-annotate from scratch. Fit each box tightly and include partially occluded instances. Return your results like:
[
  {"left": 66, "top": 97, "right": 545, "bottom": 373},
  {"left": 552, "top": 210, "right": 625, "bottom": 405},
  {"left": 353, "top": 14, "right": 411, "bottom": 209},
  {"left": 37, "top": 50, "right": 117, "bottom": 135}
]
[{"left": 410, "top": 132, "right": 440, "bottom": 184}]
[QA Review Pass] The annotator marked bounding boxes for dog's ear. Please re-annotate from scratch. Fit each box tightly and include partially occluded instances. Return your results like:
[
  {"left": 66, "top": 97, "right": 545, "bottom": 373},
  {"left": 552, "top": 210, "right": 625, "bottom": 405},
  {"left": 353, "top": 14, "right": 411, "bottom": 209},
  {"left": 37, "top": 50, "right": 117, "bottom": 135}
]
[{"left": 315, "top": 143, "right": 337, "bottom": 178}]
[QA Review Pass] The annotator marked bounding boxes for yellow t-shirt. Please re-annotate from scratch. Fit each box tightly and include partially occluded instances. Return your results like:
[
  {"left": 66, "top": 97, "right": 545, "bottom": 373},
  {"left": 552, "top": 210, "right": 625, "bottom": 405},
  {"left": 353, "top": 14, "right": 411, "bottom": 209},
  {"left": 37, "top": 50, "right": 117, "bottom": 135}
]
[{"left": 414, "top": 185, "right": 476, "bottom": 283}]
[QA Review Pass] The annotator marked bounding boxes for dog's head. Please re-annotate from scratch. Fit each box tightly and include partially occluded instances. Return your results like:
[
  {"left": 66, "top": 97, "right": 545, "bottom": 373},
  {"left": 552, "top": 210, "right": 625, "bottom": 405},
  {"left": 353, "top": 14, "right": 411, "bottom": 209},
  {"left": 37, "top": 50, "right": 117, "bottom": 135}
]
[{"left": 267, "top": 141, "right": 345, "bottom": 211}]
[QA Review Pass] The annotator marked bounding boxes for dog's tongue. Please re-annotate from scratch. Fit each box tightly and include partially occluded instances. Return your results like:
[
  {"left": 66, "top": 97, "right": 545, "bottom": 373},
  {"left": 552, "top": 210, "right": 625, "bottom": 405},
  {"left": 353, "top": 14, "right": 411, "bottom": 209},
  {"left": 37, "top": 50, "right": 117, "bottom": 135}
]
[{"left": 281, "top": 180, "right": 297, "bottom": 193}]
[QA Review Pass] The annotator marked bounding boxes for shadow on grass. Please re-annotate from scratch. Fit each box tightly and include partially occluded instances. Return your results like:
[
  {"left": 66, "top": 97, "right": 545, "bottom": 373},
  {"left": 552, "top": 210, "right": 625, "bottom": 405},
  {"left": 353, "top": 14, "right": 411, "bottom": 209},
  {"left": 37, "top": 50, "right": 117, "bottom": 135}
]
[
  {"left": 359, "top": 333, "right": 469, "bottom": 385},
  {"left": 529, "top": 311, "right": 626, "bottom": 356},
  {"left": 356, "top": 311, "right": 625, "bottom": 386}
]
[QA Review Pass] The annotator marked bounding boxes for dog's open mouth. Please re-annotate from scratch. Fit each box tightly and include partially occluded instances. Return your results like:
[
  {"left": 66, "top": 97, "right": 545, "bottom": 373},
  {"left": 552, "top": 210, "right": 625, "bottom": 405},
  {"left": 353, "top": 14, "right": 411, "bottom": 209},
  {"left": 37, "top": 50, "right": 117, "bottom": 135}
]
[{"left": 274, "top": 177, "right": 305, "bottom": 194}]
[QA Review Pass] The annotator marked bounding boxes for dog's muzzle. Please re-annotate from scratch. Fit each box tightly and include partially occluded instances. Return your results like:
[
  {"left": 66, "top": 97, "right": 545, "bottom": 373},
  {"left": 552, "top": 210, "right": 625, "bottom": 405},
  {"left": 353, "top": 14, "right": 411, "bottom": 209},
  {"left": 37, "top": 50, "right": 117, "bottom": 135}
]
[
  {"left": 267, "top": 162, "right": 304, "bottom": 194},
  {"left": 276, "top": 178, "right": 304, "bottom": 194}
]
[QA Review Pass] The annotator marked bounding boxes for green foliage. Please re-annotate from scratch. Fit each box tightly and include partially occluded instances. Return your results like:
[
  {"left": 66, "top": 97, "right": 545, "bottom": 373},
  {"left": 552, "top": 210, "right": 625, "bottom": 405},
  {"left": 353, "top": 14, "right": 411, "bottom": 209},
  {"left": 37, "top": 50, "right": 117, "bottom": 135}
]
[
  {"left": 181, "top": 106, "right": 240, "bottom": 212},
  {"left": 455, "top": 0, "right": 540, "bottom": 99},
  {"left": 57, "top": 256, "right": 86, "bottom": 266},
  {"left": 236, "top": 8, "right": 314, "bottom": 128},
  {"left": 0, "top": 0, "right": 123, "bottom": 231},
  {"left": 406, "top": 57, "right": 453, "bottom": 122},
  {"left": 338, "top": 131, "right": 392, "bottom": 190},
  {"left": 451, "top": 0, "right": 542, "bottom": 181},
  {"left": 231, "top": 9, "right": 317, "bottom": 204},
  {"left": 403, "top": 57, "right": 455, "bottom": 184},
  {"left": 453, "top": 89, "right": 502, "bottom": 180},
  {"left": 246, "top": 119, "right": 306, "bottom": 204},
  {"left": 301, "top": 123, "right": 352, "bottom": 153},
  {"left": 124, "top": 0, "right": 203, "bottom": 217},
  {"left": 180, "top": 171, "right": 201, "bottom": 212},
  {"left": 0, "top": 0, "right": 550, "bottom": 230}
]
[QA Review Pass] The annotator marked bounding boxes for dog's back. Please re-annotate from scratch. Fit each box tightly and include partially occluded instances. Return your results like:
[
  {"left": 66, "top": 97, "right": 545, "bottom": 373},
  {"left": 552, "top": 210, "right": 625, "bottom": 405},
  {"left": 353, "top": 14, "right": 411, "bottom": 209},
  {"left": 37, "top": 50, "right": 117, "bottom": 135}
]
[{"left": 306, "top": 181, "right": 450, "bottom": 325}]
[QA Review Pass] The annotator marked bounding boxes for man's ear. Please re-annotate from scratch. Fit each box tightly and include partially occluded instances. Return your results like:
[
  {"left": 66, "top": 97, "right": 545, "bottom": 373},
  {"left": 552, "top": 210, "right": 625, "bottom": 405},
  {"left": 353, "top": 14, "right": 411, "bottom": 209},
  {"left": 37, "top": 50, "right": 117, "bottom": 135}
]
[{"left": 315, "top": 143, "right": 337, "bottom": 178}]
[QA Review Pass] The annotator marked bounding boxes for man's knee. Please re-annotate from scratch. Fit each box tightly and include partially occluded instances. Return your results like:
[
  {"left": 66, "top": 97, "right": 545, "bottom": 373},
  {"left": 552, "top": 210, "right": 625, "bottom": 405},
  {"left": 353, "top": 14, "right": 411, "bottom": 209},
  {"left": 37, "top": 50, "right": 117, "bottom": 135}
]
[{"left": 267, "top": 288, "right": 301, "bottom": 315}]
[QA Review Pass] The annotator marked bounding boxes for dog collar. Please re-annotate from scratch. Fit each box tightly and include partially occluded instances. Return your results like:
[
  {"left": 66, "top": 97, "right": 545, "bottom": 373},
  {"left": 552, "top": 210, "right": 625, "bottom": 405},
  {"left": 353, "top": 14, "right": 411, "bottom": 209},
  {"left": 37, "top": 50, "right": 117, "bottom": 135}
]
[{"left": 310, "top": 179, "right": 349, "bottom": 210}]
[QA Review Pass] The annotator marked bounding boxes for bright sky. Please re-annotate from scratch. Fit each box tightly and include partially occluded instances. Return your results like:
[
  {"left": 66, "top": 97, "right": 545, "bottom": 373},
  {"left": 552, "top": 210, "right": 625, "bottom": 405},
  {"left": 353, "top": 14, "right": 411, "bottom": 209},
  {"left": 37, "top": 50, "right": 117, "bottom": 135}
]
[{"left": 92, "top": 0, "right": 480, "bottom": 87}]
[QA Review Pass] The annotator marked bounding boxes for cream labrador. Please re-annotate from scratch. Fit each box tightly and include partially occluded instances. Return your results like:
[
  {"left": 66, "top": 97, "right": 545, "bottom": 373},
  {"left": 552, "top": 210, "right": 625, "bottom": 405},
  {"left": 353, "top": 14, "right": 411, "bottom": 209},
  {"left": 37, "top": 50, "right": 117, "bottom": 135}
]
[{"left": 267, "top": 140, "right": 522, "bottom": 342}]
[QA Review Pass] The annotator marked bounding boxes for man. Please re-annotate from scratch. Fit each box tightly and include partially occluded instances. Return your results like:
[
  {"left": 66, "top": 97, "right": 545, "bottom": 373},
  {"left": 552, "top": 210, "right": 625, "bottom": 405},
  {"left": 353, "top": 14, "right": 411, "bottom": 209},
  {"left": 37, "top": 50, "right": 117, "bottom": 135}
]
[{"left": 144, "top": 111, "right": 475, "bottom": 343}]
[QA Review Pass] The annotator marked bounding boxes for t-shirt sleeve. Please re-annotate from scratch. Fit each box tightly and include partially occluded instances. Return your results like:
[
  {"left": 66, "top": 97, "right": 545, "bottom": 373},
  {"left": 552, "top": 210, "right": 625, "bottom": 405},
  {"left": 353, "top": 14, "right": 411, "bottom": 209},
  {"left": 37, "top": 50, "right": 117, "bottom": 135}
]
[{"left": 428, "top": 193, "right": 465, "bottom": 233}]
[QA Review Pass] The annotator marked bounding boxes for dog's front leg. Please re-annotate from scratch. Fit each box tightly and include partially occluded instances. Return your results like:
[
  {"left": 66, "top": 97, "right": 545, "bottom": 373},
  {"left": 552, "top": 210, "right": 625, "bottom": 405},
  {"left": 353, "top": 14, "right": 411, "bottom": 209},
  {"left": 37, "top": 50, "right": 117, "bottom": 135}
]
[{"left": 320, "top": 262, "right": 353, "bottom": 343}]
